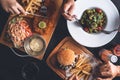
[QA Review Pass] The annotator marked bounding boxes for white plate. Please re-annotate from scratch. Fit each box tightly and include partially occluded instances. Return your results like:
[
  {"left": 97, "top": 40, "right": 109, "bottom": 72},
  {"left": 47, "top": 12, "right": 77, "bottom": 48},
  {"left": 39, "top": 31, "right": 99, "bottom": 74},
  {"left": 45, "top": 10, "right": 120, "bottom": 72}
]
[{"left": 67, "top": 0, "right": 120, "bottom": 48}]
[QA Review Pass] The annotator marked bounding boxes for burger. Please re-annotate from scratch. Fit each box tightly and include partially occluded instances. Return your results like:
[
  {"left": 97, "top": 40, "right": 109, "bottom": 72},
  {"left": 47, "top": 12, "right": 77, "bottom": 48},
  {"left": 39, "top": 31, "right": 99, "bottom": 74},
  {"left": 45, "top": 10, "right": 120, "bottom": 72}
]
[{"left": 57, "top": 48, "right": 76, "bottom": 70}]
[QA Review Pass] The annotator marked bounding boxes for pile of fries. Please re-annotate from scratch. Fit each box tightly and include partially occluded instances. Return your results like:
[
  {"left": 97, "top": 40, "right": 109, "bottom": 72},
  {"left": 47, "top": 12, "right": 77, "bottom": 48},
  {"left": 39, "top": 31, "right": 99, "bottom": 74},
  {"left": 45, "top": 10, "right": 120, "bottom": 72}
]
[
  {"left": 22, "top": 0, "right": 42, "bottom": 14},
  {"left": 70, "top": 53, "right": 92, "bottom": 80}
]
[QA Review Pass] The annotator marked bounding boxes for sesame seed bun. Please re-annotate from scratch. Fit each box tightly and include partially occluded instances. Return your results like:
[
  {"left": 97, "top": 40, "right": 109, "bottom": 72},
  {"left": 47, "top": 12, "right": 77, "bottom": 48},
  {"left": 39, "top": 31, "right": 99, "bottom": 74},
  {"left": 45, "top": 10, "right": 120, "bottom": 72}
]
[{"left": 57, "top": 48, "right": 75, "bottom": 66}]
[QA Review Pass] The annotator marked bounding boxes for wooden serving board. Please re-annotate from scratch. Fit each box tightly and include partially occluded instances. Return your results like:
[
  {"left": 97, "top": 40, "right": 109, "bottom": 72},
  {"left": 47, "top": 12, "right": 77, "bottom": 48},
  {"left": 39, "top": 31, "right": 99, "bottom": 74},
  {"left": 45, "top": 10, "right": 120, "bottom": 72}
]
[
  {"left": 46, "top": 37, "right": 99, "bottom": 79},
  {"left": 0, "top": 0, "right": 63, "bottom": 60}
]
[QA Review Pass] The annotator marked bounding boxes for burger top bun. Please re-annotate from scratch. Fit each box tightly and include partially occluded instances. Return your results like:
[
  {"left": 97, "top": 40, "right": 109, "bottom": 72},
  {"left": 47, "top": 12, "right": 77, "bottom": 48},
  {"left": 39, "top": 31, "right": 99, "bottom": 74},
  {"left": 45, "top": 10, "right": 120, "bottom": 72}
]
[{"left": 57, "top": 48, "right": 75, "bottom": 66}]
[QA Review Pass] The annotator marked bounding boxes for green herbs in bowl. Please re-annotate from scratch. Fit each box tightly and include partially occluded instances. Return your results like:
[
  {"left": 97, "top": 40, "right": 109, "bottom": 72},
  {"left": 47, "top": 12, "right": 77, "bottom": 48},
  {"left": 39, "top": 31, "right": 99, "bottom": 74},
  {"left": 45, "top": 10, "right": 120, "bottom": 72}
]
[{"left": 80, "top": 8, "right": 107, "bottom": 33}]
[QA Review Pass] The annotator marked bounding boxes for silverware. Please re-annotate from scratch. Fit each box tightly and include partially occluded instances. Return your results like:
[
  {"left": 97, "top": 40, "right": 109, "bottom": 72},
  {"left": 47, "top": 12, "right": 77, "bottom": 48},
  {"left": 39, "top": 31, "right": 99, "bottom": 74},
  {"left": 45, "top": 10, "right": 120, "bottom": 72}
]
[
  {"left": 102, "top": 26, "right": 120, "bottom": 34},
  {"left": 26, "top": 12, "right": 48, "bottom": 18},
  {"left": 74, "top": 16, "right": 79, "bottom": 23}
]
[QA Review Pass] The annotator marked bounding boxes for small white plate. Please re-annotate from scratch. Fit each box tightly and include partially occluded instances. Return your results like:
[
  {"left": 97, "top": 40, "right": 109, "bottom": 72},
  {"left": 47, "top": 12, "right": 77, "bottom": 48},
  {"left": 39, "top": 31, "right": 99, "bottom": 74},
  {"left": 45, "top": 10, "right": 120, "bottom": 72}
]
[{"left": 67, "top": 0, "right": 120, "bottom": 47}]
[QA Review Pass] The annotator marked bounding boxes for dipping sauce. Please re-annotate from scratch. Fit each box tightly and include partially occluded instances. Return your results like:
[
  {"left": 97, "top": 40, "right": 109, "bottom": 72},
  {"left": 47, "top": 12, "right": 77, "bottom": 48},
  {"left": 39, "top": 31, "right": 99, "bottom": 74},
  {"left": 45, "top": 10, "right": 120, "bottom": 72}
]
[
  {"left": 30, "top": 38, "right": 44, "bottom": 52},
  {"left": 24, "top": 34, "right": 46, "bottom": 56}
]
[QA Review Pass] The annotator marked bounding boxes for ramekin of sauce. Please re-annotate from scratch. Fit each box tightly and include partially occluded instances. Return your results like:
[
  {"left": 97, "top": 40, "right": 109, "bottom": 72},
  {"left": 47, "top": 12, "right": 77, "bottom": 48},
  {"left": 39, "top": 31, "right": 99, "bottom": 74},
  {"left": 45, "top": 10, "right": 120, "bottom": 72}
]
[{"left": 24, "top": 33, "right": 46, "bottom": 56}]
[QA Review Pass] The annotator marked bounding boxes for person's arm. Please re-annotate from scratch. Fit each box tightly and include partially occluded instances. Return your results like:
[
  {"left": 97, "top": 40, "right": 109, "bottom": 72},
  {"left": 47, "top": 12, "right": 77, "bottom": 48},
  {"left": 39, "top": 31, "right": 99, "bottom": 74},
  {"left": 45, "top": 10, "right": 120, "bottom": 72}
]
[
  {"left": 117, "top": 66, "right": 120, "bottom": 76},
  {"left": 0, "top": 0, "right": 25, "bottom": 14}
]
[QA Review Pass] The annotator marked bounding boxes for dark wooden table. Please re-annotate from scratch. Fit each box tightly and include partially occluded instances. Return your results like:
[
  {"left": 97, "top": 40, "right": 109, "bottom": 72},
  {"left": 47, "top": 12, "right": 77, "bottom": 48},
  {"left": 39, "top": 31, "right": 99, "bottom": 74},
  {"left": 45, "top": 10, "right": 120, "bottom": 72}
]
[{"left": 0, "top": 0, "right": 120, "bottom": 80}]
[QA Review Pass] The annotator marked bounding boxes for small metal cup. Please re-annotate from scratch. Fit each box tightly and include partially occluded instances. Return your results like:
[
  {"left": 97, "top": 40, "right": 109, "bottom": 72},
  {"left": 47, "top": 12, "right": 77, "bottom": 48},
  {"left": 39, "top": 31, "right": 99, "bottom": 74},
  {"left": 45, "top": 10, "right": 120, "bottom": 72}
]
[{"left": 24, "top": 33, "right": 46, "bottom": 57}]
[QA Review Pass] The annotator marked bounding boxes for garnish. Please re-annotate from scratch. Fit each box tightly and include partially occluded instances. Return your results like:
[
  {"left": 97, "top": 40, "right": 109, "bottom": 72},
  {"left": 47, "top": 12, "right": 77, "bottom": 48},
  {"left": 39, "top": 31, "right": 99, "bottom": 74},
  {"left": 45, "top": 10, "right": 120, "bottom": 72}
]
[{"left": 38, "top": 21, "right": 46, "bottom": 29}]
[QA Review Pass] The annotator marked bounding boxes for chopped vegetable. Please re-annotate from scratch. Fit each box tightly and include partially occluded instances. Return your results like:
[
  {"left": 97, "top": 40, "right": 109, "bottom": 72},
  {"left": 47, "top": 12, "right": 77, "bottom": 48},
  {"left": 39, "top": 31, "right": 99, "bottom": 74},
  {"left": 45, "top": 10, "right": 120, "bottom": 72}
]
[{"left": 79, "top": 8, "right": 107, "bottom": 33}]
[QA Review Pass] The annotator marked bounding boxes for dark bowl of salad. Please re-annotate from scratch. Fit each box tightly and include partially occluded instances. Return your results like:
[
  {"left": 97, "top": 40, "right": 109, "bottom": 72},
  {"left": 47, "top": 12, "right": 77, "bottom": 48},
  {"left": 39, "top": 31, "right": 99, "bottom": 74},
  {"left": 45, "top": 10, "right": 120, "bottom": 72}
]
[{"left": 79, "top": 8, "right": 107, "bottom": 33}]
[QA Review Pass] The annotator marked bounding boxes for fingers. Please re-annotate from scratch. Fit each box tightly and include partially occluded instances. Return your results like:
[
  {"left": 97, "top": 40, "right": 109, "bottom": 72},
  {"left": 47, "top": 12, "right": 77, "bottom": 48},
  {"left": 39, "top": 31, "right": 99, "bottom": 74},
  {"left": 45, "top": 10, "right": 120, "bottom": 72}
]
[
  {"left": 62, "top": 12, "right": 75, "bottom": 21},
  {"left": 16, "top": 2, "right": 26, "bottom": 15},
  {"left": 63, "top": 4, "right": 74, "bottom": 15},
  {"left": 8, "top": 2, "right": 25, "bottom": 15},
  {"left": 69, "top": 74, "right": 75, "bottom": 80},
  {"left": 63, "top": 3, "right": 71, "bottom": 13},
  {"left": 99, "top": 63, "right": 112, "bottom": 78},
  {"left": 66, "top": 3, "right": 75, "bottom": 15},
  {"left": 97, "top": 77, "right": 112, "bottom": 80},
  {"left": 68, "top": 74, "right": 79, "bottom": 80},
  {"left": 63, "top": 0, "right": 75, "bottom": 15},
  {"left": 75, "top": 75, "right": 79, "bottom": 80},
  {"left": 62, "top": 0, "right": 75, "bottom": 20},
  {"left": 101, "top": 72, "right": 112, "bottom": 78},
  {"left": 11, "top": 6, "right": 20, "bottom": 14},
  {"left": 97, "top": 62, "right": 116, "bottom": 79},
  {"left": 97, "top": 62, "right": 117, "bottom": 80},
  {"left": 99, "top": 63, "right": 110, "bottom": 71},
  {"left": 8, "top": 8, "right": 15, "bottom": 14},
  {"left": 62, "top": 5, "right": 75, "bottom": 21}
]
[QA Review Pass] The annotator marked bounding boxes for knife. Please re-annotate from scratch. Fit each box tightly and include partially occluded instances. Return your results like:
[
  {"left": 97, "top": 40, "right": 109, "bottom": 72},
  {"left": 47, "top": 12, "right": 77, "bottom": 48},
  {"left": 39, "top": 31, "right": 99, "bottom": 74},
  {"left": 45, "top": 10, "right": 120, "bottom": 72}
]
[{"left": 25, "top": 12, "right": 48, "bottom": 18}]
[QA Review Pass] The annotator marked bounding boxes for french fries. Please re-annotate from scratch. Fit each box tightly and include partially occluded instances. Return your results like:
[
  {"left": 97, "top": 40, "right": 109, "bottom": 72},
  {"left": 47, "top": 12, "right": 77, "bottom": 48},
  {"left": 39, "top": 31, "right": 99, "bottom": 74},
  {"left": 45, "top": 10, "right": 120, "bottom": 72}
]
[
  {"left": 26, "top": 0, "right": 42, "bottom": 14},
  {"left": 70, "top": 53, "right": 92, "bottom": 80},
  {"left": 22, "top": 0, "right": 30, "bottom": 4},
  {"left": 22, "top": 0, "right": 42, "bottom": 14}
]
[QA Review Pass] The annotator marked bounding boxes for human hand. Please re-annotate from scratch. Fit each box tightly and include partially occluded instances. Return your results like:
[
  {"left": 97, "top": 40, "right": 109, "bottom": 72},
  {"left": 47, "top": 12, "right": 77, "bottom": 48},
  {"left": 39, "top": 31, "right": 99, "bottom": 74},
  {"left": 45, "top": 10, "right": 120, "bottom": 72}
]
[
  {"left": 97, "top": 61, "right": 118, "bottom": 80},
  {"left": 0, "top": 0, "right": 26, "bottom": 14},
  {"left": 67, "top": 74, "right": 79, "bottom": 80},
  {"left": 62, "top": 0, "right": 75, "bottom": 21}
]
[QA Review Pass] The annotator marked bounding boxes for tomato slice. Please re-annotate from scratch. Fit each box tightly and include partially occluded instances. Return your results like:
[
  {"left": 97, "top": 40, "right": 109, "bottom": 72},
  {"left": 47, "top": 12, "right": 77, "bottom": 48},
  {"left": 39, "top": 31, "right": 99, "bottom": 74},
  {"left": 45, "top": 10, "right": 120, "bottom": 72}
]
[
  {"left": 98, "top": 26, "right": 102, "bottom": 31},
  {"left": 113, "top": 44, "right": 120, "bottom": 56},
  {"left": 84, "top": 27, "right": 89, "bottom": 32},
  {"left": 96, "top": 8, "right": 102, "bottom": 13}
]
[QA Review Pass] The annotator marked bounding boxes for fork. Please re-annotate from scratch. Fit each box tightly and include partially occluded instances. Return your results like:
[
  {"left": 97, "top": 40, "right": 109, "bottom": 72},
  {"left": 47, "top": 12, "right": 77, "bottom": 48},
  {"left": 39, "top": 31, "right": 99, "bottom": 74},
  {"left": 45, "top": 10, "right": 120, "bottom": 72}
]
[
  {"left": 102, "top": 26, "right": 120, "bottom": 34},
  {"left": 40, "top": 0, "right": 47, "bottom": 17}
]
